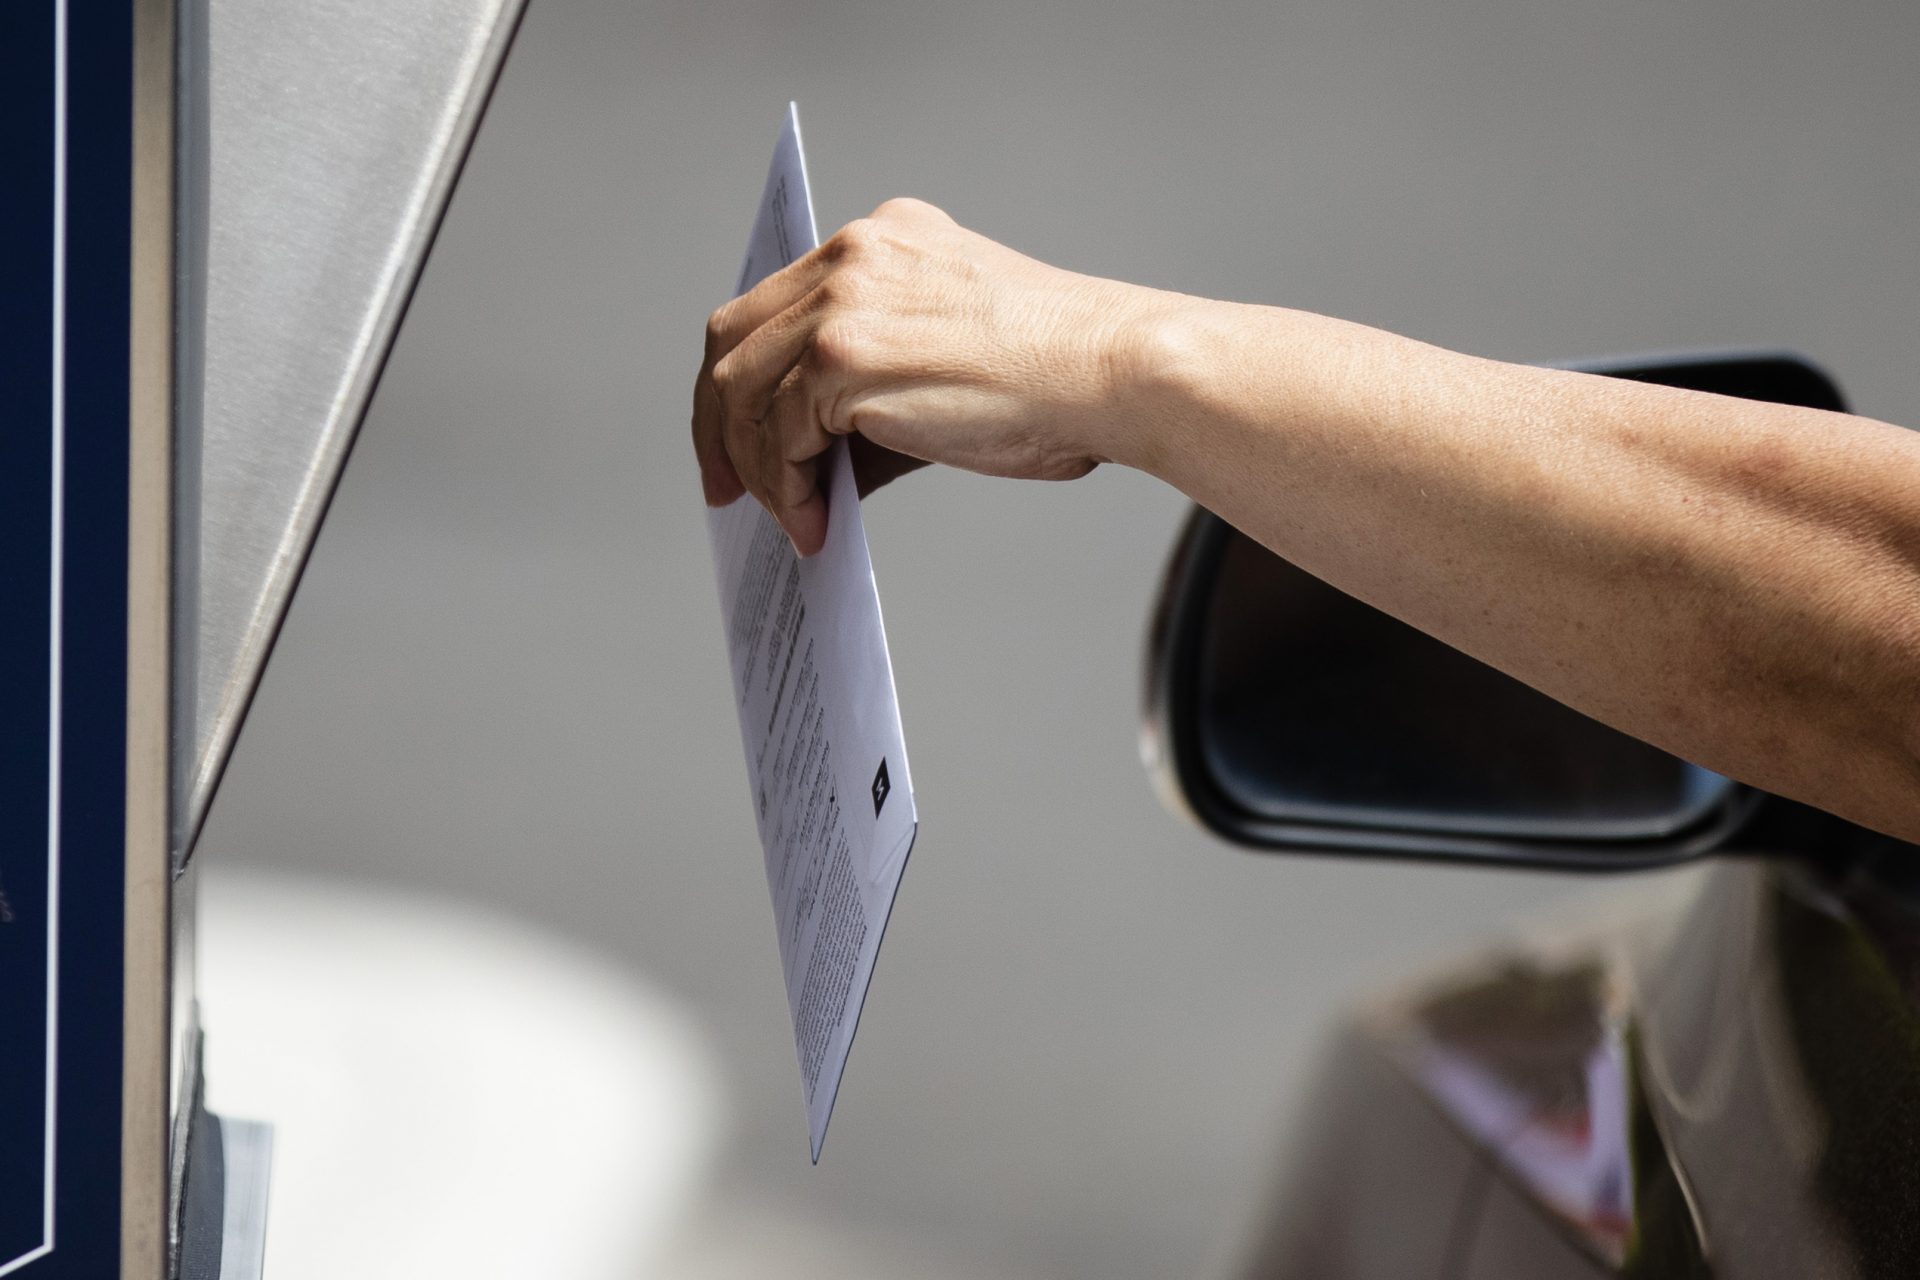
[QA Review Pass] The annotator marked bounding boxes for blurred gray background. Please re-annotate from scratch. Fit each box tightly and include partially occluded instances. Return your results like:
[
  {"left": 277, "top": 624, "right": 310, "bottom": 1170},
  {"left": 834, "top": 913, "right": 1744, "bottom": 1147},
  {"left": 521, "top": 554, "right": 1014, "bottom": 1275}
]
[{"left": 196, "top": 0, "right": 1920, "bottom": 1275}]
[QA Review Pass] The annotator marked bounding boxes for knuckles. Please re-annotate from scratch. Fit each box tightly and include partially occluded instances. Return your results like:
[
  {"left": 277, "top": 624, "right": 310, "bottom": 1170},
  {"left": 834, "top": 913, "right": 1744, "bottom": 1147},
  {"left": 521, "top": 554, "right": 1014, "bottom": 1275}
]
[
  {"left": 825, "top": 217, "right": 881, "bottom": 262},
  {"left": 705, "top": 200, "right": 954, "bottom": 477},
  {"left": 702, "top": 302, "right": 734, "bottom": 358},
  {"left": 808, "top": 273, "right": 848, "bottom": 312},
  {"left": 872, "top": 196, "right": 948, "bottom": 224},
  {"left": 809, "top": 320, "right": 861, "bottom": 375},
  {"left": 708, "top": 353, "right": 747, "bottom": 416}
]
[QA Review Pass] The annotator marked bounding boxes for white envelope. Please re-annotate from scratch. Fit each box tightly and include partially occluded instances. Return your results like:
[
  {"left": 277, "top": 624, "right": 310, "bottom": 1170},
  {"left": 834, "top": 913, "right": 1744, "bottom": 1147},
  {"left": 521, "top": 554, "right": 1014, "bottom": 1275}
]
[{"left": 705, "top": 103, "right": 919, "bottom": 1162}]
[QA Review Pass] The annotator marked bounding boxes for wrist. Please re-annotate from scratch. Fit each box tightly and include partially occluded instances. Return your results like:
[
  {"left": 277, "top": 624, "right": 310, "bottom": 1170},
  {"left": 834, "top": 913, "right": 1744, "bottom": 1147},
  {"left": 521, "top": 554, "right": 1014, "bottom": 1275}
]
[
  {"left": 1098, "top": 294, "right": 1275, "bottom": 479},
  {"left": 1101, "top": 297, "right": 1421, "bottom": 493}
]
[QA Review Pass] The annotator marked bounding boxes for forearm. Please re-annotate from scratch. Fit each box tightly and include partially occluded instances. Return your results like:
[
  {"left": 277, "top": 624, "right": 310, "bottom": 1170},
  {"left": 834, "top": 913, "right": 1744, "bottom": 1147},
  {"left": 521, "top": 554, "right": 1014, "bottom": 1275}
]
[
  {"left": 1109, "top": 300, "right": 1920, "bottom": 841},
  {"left": 692, "top": 203, "right": 1920, "bottom": 839}
]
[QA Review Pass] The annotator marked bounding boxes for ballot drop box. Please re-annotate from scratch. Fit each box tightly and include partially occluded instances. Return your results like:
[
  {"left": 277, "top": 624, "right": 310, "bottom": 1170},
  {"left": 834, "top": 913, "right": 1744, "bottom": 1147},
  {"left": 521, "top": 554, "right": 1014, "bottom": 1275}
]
[{"left": 0, "top": 1, "right": 523, "bottom": 1275}]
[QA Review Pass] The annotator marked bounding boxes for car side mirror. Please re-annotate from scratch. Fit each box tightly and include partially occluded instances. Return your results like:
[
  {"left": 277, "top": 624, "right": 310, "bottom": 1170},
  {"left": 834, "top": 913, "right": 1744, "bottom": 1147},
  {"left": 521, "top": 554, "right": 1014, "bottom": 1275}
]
[{"left": 1141, "top": 351, "right": 1859, "bottom": 868}]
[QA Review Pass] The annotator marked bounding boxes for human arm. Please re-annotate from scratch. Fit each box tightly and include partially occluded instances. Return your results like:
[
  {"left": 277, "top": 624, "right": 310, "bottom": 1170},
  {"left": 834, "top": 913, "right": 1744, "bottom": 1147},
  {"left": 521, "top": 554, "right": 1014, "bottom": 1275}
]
[{"left": 691, "top": 199, "right": 1920, "bottom": 842}]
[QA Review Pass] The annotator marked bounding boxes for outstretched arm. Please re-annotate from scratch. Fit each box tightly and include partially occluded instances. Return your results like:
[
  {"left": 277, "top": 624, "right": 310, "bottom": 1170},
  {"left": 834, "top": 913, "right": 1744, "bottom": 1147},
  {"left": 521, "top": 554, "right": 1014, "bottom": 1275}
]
[{"left": 691, "top": 198, "right": 1920, "bottom": 842}]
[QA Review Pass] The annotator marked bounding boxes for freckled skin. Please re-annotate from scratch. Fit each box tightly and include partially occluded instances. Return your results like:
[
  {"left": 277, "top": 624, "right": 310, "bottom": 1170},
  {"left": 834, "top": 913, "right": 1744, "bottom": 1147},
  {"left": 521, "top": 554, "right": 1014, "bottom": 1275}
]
[{"left": 693, "top": 198, "right": 1920, "bottom": 844}]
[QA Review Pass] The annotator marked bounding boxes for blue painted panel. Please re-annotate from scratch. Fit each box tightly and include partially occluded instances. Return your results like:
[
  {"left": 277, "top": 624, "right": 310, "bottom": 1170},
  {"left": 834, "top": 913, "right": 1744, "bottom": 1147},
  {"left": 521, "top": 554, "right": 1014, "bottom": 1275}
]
[{"left": 0, "top": 3, "right": 133, "bottom": 1276}]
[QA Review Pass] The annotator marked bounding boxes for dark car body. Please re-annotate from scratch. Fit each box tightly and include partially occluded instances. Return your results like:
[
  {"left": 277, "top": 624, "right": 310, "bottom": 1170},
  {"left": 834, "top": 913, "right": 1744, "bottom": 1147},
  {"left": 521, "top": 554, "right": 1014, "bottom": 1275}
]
[
  {"left": 1243, "top": 857, "right": 1920, "bottom": 1278},
  {"left": 1141, "top": 353, "right": 1920, "bottom": 1278}
]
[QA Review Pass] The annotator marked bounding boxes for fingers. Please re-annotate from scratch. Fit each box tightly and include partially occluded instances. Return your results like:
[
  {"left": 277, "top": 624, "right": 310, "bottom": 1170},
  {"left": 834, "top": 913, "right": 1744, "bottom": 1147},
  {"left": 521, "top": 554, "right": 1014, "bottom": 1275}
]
[
  {"left": 714, "top": 294, "right": 837, "bottom": 539},
  {"left": 761, "top": 368, "right": 832, "bottom": 554},
  {"left": 693, "top": 247, "right": 838, "bottom": 507},
  {"left": 701, "top": 208, "right": 907, "bottom": 373},
  {"left": 733, "top": 362, "right": 832, "bottom": 552},
  {"left": 691, "top": 373, "right": 745, "bottom": 506},
  {"left": 693, "top": 200, "right": 952, "bottom": 537},
  {"left": 694, "top": 283, "right": 822, "bottom": 509},
  {"left": 706, "top": 245, "right": 831, "bottom": 366}
]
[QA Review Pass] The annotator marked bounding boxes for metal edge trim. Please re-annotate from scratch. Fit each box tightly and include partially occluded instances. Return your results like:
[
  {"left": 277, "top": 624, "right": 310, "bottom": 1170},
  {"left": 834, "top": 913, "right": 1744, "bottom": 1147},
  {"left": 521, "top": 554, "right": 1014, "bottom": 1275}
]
[
  {"left": 126, "top": 0, "right": 177, "bottom": 1273},
  {"left": 163, "top": 1004, "right": 199, "bottom": 1268}
]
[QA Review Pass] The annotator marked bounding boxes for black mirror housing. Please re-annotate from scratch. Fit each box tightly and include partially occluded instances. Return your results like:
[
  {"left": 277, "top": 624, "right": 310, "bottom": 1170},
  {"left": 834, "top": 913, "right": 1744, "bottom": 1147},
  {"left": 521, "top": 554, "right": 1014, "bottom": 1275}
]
[{"left": 1142, "top": 351, "right": 1864, "bottom": 869}]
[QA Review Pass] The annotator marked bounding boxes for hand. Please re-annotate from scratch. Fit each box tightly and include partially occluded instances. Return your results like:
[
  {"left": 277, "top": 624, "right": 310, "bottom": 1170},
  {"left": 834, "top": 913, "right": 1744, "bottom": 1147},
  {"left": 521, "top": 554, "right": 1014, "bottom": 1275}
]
[{"left": 692, "top": 198, "right": 1164, "bottom": 553}]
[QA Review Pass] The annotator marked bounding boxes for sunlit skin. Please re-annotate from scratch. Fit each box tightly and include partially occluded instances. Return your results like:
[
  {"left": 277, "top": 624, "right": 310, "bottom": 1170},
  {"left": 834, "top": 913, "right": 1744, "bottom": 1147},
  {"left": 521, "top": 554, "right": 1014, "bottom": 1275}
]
[{"left": 692, "top": 197, "right": 1920, "bottom": 844}]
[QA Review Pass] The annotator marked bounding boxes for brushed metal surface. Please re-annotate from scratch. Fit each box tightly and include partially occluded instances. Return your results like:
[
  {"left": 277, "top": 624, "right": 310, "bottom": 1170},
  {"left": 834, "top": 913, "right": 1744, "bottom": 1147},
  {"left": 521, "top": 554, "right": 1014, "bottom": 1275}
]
[{"left": 180, "top": 0, "right": 525, "bottom": 860}]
